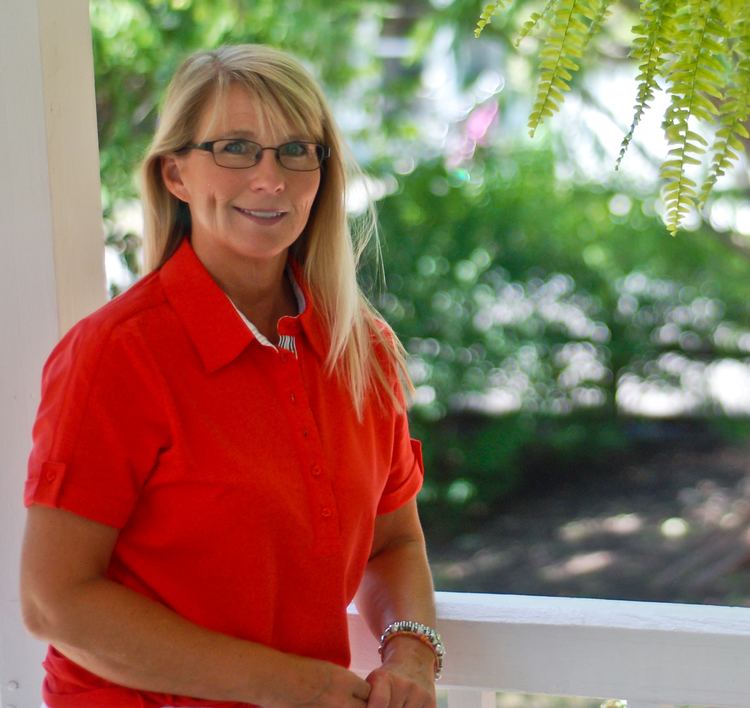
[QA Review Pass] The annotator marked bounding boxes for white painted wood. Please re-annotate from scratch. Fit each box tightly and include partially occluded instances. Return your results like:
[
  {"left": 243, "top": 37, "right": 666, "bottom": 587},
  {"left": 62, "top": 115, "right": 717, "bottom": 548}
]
[
  {"left": 445, "top": 688, "right": 496, "bottom": 708},
  {"left": 0, "top": 1, "right": 105, "bottom": 707},
  {"left": 348, "top": 592, "right": 750, "bottom": 708}
]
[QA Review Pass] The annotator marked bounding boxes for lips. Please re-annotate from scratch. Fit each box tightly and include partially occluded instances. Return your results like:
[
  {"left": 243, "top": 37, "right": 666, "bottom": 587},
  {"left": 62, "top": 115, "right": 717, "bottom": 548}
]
[
  {"left": 234, "top": 207, "right": 287, "bottom": 218},
  {"left": 233, "top": 206, "right": 289, "bottom": 226}
]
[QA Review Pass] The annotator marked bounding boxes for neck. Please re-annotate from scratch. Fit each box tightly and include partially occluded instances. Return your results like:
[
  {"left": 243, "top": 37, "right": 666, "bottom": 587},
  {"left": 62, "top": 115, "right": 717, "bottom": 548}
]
[{"left": 192, "top": 242, "right": 297, "bottom": 343}]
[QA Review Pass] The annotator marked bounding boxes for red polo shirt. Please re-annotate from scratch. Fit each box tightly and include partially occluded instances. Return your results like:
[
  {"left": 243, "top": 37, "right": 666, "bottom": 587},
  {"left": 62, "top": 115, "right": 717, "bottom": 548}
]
[{"left": 25, "top": 239, "right": 424, "bottom": 707}]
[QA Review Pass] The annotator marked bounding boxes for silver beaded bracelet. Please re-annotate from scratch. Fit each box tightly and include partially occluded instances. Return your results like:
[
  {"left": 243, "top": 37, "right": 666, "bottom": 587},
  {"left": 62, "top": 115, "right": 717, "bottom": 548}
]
[{"left": 378, "top": 619, "right": 445, "bottom": 681}]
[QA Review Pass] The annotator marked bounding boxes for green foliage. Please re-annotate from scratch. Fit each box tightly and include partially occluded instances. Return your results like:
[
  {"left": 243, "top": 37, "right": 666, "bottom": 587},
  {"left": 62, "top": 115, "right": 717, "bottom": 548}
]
[
  {"left": 414, "top": 410, "right": 630, "bottom": 532},
  {"left": 376, "top": 143, "right": 750, "bottom": 511},
  {"left": 475, "top": 1, "right": 510, "bottom": 38},
  {"left": 527, "top": 0, "right": 600, "bottom": 137},
  {"left": 660, "top": 0, "right": 725, "bottom": 235},
  {"left": 474, "top": 0, "right": 750, "bottom": 235},
  {"left": 617, "top": 0, "right": 676, "bottom": 170},
  {"left": 516, "top": 0, "right": 556, "bottom": 46},
  {"left": 699, "top": 5, "right": 750, "bottom": 204}
]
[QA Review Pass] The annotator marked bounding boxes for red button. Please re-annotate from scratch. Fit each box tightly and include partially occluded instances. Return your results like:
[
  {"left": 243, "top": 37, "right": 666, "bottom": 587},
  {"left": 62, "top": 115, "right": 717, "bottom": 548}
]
[
  {"left": 311, "top": 464, "right": 321, "bottom": 477},
  {"left": 321, "top": 507, "right": 332, "bottom": 518},
  {"left": 45, "top": 471, "right": 56, "bottom": 482},
  {"left": 289, "top": 392, "right": 296, "bottom": 403}
]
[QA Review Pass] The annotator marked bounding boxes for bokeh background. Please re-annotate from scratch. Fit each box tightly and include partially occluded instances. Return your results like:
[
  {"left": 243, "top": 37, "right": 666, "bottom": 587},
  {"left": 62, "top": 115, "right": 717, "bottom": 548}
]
[{"left": 90, "top": 0, "right": 750, "bottom": 610}]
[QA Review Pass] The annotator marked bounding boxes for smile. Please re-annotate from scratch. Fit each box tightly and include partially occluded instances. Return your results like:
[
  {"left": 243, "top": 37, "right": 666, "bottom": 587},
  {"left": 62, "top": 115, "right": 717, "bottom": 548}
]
[{"left": 234, "top": 207, "right": 287, "bottom": 219}]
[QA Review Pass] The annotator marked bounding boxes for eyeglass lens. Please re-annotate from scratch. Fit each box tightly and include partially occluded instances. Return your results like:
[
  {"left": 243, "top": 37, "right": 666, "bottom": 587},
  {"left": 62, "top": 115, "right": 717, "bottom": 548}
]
[{"left": 212, "top": 139, "right": 324, "bottom": 170}]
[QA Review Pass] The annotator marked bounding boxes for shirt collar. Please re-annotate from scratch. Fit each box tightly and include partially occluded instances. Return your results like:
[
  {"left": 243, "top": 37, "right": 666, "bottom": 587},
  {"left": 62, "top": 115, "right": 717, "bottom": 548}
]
[
  {"left": 159, "top": 239, "right": 254, "bottom": 373},
  {"left": 227, "top": 263, "right": 306, "bottom": 351},
  {"left": 159, "top": 239, "right": 329, "bottom": 371},
  {"left": 288, "top": 260, "right": 330, "bottom": 362}
]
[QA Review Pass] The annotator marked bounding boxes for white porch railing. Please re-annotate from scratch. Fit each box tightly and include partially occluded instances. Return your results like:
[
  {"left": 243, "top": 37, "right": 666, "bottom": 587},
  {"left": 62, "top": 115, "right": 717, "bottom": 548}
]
[{"left": 348, "top": 591, "right": 750, "bottom": 708}]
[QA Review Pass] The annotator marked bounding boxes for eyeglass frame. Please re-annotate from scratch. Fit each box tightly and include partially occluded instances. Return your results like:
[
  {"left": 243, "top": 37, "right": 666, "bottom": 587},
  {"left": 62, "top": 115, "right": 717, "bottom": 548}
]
[{"left": 177, "top": 138, "right": 331, "bottom": 172}]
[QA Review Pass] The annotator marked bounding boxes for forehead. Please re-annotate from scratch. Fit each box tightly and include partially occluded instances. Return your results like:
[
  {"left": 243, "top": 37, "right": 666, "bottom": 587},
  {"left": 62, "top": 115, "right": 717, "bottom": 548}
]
[{"left": 195, "top": 83, "right": 311, "bottom": 142}]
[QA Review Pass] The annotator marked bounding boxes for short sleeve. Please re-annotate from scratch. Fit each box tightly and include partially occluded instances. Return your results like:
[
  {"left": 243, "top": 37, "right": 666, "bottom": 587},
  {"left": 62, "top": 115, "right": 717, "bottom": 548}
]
[
  {"left": 25, "top": 317, "right": 171, "bottom": 528},
  {"left": 376, "top": 428, "right": 424, "bottom": 515}
]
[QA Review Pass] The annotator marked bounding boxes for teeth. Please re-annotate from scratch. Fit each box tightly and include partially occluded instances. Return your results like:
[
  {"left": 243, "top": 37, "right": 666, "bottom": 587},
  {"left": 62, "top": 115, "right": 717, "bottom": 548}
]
[{"left": 239, "top": 208, "right": 284, "bottom": 218}]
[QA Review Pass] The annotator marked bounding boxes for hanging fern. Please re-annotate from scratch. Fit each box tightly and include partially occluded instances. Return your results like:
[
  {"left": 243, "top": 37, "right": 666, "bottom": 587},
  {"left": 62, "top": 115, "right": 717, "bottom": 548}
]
[
  {"left": 616, "top": 0, "right": 677, "bottom": 169},
  {"left": 699, "top": 3, "right": 750, "bottom": 204},
  {"left": 583, "top": 0, "right": 615, "bottom": 52},
  {"left": 516, "top": 0, "right": 557, "bottom": 47},
  {"left": 475, "top": 1, "right": 510, "bottom": 38},
  {"left": 660, "top": 0, "right": 725, "bottom": 234},
  {"left": 528, "top": 0, "right": 603, "bottom": 136},
  {"left": 475, "top": 0, "right": 750, "bottom": 235}
]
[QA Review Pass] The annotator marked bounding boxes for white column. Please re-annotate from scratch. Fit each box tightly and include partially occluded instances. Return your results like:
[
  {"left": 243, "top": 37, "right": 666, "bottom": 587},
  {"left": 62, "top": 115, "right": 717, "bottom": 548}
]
[{"left": 0, "top": 0, "right": 106, "bottom": 706}]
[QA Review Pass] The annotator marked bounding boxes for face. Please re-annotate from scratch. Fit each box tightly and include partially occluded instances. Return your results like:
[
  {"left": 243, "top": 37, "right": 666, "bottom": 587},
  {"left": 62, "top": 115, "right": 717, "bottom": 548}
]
[{"left": 162, "top": 83, "right": 321, "bottom": 274}]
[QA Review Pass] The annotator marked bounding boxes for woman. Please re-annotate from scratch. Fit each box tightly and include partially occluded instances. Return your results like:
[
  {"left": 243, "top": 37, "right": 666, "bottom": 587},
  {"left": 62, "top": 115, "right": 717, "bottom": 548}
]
[{"left": 21, "top": 44, "right": 441, "bottom": 707}]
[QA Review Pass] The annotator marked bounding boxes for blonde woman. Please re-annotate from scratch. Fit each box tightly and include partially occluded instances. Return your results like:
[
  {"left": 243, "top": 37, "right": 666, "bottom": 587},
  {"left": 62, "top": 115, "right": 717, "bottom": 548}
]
[{"left": 21, "top": 45, "right": 441, "bottom": 708}]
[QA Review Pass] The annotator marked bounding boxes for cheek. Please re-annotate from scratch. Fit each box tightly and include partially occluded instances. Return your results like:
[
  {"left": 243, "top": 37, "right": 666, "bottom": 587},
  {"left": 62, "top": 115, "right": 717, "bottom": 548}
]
[
  {"left": 196, "top": 175, "right": 236, "bottom": 205},
  {"left": 300, "top": 180, "right": 321, "bottom": 215}
]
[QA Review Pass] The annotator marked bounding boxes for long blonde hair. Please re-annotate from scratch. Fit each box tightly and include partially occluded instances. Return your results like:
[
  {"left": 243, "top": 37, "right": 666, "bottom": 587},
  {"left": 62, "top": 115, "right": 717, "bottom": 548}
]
[{"left": 140, "top": 44, "right": 409, "bottom": 415}]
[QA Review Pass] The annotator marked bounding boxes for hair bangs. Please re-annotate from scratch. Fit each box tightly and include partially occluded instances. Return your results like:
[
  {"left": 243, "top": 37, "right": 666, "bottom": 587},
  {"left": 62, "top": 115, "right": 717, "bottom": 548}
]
[{"left": 193, "top": 75, "right": 323, "bottom": 146}]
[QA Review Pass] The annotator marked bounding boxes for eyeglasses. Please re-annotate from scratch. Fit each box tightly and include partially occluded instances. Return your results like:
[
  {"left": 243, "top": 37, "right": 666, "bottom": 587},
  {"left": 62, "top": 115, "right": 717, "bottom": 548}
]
[{"left": 181, "top": 139, "right": 331, "bottom": 171}]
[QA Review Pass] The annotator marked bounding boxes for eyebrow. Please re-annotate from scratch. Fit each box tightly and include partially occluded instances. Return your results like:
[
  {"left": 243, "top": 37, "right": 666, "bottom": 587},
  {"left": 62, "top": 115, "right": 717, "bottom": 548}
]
[
  {"left": 220, "top": 129, "right": 258, "bottom": 139},
  {"left": 211, "top": 129, "right": 314, "bottom": 143}
]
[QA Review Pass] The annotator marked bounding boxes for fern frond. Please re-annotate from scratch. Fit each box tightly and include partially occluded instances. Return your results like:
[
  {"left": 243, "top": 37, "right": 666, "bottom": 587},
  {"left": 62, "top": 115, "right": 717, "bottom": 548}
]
[
  {"left": 528, "top": 0, "right": 597, "bottom": 136},
  {"left": 475, "top": 1, "right": 510, "bottom": 38},
  {"left": 473, "top": 0, "right": 750, "bottom": 236},
  {"left": 699, "top": 6, "right": 750, "bottom": 205},
  {"left": 616, "top": 0, "right": 677, "bottom": 169},
  {"left": 661, "top": 0, "right": 726, "bottom": 234},
  {"left": 516, "top": 0, "right": 557, "bottom": 48},
  {"left": 582, "top": 0, "right": 615, "bottom": 52}
]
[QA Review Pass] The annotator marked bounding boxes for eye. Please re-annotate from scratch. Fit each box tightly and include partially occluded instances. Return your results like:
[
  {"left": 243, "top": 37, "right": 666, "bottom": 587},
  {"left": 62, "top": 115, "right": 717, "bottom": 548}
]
[
  {"left": 279, "top": 141, "right": 310, "bottom": 158},
  {"left": 220, "top": 139, "right": 255, "bottom": 155}
]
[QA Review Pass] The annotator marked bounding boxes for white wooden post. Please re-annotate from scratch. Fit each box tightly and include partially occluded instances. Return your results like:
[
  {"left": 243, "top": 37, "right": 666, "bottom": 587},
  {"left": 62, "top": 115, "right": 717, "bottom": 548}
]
[{"left": 0, "top": 1, "right": 106, "bottom": 706}]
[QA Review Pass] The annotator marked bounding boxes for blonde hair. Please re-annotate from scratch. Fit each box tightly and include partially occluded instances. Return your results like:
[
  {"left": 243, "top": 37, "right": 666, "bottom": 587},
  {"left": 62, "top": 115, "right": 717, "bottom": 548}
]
[{"left": 140, "top": 44, "right": 409, "bottom": 415}]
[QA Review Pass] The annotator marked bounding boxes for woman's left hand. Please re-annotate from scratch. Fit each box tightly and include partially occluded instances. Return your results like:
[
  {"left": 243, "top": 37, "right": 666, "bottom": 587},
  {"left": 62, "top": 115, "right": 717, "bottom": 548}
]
[{"left": 365, "top": 636, "right": 436, "bottom": 708}]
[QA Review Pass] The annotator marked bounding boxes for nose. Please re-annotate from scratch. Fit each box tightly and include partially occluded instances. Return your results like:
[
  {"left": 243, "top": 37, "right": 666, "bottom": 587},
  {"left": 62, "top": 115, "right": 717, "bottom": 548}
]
[{"left": 248, "top": 149, "right": 285, "bottom": 193}]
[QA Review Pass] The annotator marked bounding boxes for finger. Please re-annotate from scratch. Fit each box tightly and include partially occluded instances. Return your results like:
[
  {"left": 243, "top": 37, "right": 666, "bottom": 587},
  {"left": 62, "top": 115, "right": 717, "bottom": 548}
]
[
  {"left": 365, "top": 674, "right": 391, "bottom": 708},
  {"left": 353, "top": 676, "right": 372, "bottom": 702},
  {"left": 395, "top": 683, "right": 429, "bottom": 708}
]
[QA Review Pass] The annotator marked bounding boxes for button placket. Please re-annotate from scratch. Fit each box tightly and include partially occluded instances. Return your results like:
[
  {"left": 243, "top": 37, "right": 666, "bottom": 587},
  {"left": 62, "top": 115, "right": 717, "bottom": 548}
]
[{"left": 281, "top": 345, "right": 341, "bottom": 551}]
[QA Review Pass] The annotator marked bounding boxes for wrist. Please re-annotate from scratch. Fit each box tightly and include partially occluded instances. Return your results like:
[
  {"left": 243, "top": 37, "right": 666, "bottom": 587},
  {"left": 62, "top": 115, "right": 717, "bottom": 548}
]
[
  {"left": 378, "top": 620, "right": 445, "bottom": 681},
  {"left": 261, "top": 652, "right": 330, "bottom": 707},
  {"left": 380, "top": 635, "right": 436, "bottom": 676}
]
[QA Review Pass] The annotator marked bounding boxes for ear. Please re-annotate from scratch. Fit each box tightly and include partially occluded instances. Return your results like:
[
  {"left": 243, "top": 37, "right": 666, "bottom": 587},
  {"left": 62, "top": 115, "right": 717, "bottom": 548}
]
[{"left": 161, "top": 155, "right": 191, "bottom": 202}]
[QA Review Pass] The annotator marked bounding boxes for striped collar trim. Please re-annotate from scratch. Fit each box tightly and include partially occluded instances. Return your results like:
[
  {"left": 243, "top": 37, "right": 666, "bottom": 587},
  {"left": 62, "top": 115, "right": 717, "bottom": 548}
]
[{"left": 227, "top": 265, "right": 306, "bottom": 355}]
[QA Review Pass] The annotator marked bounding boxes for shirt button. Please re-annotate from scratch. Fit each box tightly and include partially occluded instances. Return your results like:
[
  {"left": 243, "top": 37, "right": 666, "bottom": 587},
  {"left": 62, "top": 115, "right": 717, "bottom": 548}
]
[
  {"left": 289, "top": 392, "right": 297, "bottom": 403},
  {"left": 302, "top": 429, "right": 309, "bottom": 439},
  {"left": 45, "top": 471, "right": 56, "bottom": 482},
  {"left": 311, "top": 464, "right": 321, "bottom": 477},
  {"left": 321, "top": 507, "right": 332, "bottom": 518}
]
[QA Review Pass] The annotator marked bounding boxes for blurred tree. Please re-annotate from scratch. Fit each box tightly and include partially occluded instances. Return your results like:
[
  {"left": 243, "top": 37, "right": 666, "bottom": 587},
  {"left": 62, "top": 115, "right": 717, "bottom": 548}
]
[
  {"left": 374, "top": 141, "right": 750, "bottom": 514},
  {"left": 474, "top": 0, "right": 750, "bottom": 235}
]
